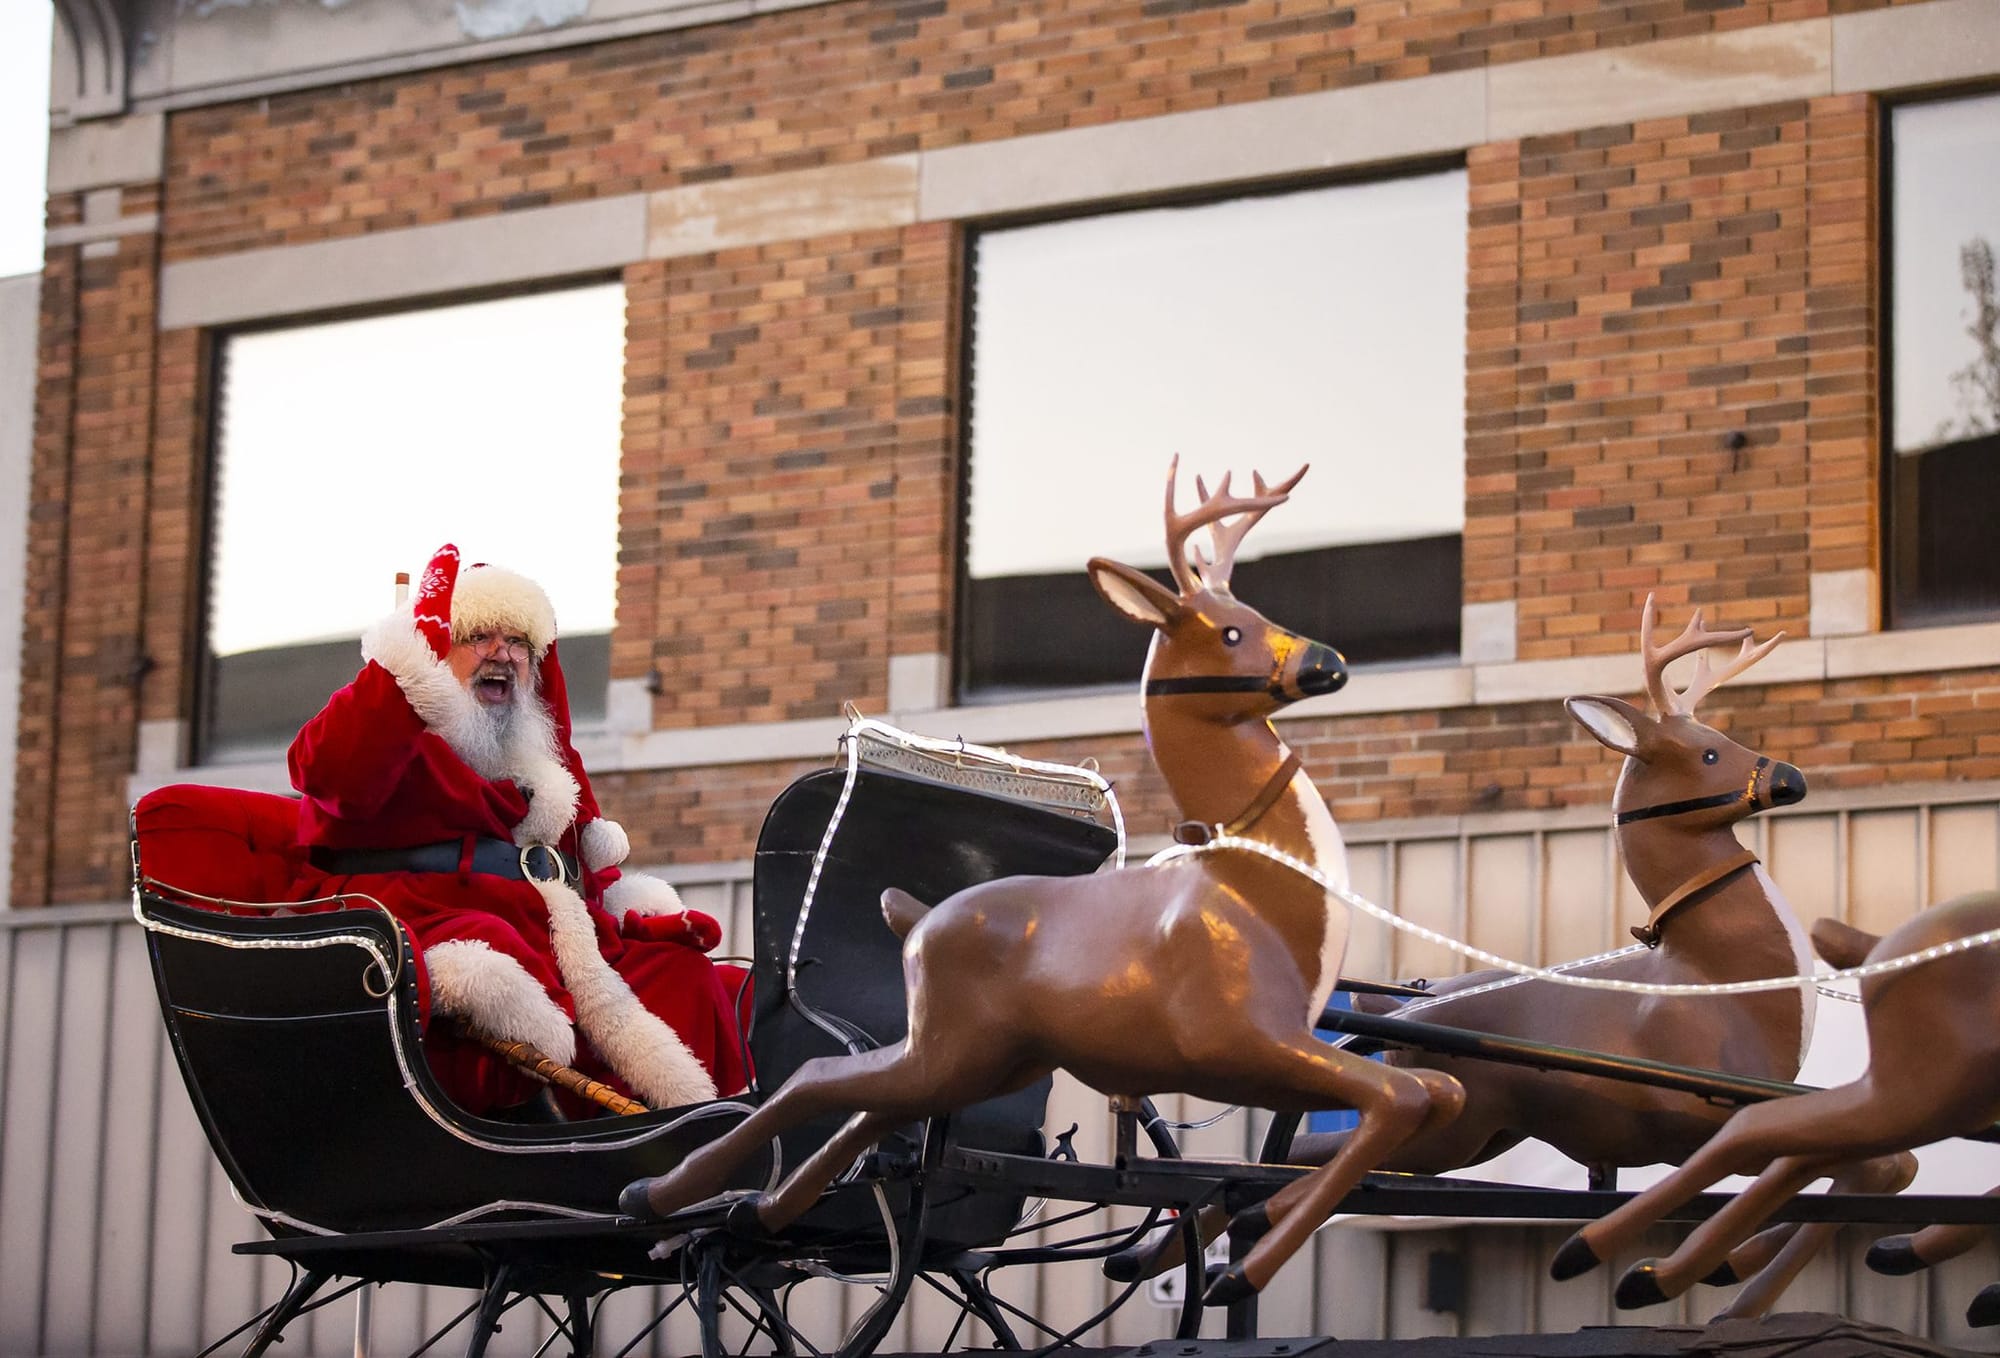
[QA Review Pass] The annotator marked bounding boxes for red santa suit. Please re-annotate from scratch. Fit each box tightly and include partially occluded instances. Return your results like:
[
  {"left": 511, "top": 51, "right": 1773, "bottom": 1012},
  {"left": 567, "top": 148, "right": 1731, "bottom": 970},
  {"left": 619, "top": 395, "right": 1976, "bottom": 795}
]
[{"left": 289, "top": 548, "right": 747, "bottom": 1113}]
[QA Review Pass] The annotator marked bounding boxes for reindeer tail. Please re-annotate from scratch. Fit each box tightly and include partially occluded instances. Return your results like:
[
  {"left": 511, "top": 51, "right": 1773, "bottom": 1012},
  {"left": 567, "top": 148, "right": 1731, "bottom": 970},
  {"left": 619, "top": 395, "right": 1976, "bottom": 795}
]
[
  {"left": 881, "top": 888, "right": 933, "bottom": 939},
  {"left": 1810, "top": 917, "right": 1881, "bottom": 970}
]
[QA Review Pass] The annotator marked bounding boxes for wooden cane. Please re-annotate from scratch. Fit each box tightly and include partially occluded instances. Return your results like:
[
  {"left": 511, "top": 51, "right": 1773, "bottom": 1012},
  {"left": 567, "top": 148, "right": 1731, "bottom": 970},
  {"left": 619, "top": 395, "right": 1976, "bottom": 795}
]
[{"left": 480, "top": 1034, "right": 649, "bottom": 1117}]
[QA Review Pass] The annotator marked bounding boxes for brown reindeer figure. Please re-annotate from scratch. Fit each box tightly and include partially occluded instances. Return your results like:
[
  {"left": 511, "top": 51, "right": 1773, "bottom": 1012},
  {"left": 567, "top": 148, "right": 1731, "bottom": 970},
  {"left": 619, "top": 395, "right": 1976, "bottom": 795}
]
[
  {"left": 1272, "top": 600, "right": 1912, "bottom": 1318},
  {"left": 1551, "top": 894, "right": 2000, "bottom": 1316},
  {"left": 621, "top": 460, "right": 1466, "bottom": 1306}
]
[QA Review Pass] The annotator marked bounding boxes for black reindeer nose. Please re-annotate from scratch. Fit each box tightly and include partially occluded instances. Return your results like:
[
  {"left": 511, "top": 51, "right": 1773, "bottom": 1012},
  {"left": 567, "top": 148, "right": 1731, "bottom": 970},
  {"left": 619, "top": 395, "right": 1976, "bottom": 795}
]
[
  {"left": 1767, "top": 760, "right": 1806, "bottom": 807},
  {"left": 1297, "top": 643, "right": 1348, "bottom": 696}
]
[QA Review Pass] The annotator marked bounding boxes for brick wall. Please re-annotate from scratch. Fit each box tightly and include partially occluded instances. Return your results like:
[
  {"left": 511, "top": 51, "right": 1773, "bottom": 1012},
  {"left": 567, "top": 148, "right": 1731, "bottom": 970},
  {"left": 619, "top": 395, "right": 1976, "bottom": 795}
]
[
  {"left": 158, "top": 0, "right": 1907, "bottom": 263},
  {"left": 1466, "top": 94, "right": 1877, "bottom": 658},
  {"left": 8, "top": 0, "right": 1981, "bottom": 902},
  {"left": 617, "top": 223, "right": 956, "bottom": 728}
]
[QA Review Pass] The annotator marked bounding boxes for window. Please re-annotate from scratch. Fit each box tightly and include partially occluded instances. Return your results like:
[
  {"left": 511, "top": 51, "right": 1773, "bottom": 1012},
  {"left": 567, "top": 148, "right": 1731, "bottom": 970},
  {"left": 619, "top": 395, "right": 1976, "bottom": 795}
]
[
  {"left": 1887, "top": 92, "right": 2000, "bottom": 627},
  {"left": 959, "top": 169, "right": 1469, "bottom": 700},
  {"left": 198, "top": 284, "right": 625, "bottom": 762}
]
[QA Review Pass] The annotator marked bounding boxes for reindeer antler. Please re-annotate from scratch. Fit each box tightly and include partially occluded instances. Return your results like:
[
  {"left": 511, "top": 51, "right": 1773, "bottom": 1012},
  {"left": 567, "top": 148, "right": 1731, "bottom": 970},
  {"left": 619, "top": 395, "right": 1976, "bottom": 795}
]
[
  {"left": 1163, "top": 456, "right": 1307, "bottom": 595},
  {"left": 1639, "top": 593, "right": 1783, "bottom": 716}
]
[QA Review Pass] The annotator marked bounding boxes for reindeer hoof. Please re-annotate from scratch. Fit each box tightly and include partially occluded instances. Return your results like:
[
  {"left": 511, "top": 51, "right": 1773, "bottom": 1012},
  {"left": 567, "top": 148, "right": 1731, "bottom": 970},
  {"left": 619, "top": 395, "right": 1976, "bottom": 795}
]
[
  {"left": 1866, "top": 1236, "right": 1926, "bottom": 1276},
  {"left": 1702, "top": 1260, "right": 1740, "bottom": 1287},
  {"left": 1615, "top": 1262, "right": 1671, "bottom": 1311},
  {"left": 1967, "top": 1283, "right": 2000, "bottom": 1329},
  {"left": 724, "top": 1194, "right": 783, "bottom": 1240},
  {"left": 1203, "top": 1265, "right": 1258, "bottom": 1308},
  {"left": 1103, "top": 1247, "right": 1146, "bottom": 1284},
  {"left": 1228, "top": 1201, "right": 1275, "bottom": 1247},
  {"left": 1549, "top": 1234, "right": 1603, "bottom": 1282},
  {"left": 619, "top": 1178, "right": 662, "bottom": 1221}
]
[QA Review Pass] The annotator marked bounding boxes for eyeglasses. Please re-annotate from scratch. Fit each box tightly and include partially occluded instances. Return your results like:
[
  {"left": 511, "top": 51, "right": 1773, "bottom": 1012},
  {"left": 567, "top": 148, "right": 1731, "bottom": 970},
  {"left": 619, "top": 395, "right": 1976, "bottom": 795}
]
[{"left": 465, "top": 632, "right": 533, "bottom": 663}]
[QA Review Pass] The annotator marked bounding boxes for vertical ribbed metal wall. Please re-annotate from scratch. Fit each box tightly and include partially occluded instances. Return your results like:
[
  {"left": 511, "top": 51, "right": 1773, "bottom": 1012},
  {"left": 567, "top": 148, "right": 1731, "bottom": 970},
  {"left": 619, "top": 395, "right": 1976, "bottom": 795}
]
[{"left": 6, "top": 785, "right": 2000, "bottom": 1356}]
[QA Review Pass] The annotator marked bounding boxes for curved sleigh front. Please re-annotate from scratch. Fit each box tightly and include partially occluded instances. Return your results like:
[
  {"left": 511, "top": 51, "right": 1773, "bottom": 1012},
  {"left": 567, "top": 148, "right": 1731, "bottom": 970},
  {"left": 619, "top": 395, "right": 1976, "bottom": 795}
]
[{"left": 133, "top": 783, "right": 767, "bottom": 1242}]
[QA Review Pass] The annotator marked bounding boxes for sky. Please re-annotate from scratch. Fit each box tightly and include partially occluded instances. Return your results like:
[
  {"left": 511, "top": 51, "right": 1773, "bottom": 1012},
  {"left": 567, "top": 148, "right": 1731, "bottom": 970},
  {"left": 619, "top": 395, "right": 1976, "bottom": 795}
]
[{"left": 2, "top": 5, "right": 52, "bottom": 280}]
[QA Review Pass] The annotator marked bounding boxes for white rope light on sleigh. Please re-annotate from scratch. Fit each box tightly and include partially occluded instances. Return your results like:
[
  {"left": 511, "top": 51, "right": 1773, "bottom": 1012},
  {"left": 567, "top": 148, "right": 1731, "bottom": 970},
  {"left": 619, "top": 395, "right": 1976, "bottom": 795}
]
[
  {"left": 786, "top": 711, "right": 1127, "bottom": 1051},
  {"left": 1151, "top": 834, "right": 2000, "bottom": 997}
]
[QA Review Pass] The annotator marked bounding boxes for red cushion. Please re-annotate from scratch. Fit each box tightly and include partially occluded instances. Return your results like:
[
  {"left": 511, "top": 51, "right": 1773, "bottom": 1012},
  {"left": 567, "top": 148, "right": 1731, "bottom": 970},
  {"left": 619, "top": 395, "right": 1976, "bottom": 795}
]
[{"left": 134, "top": 785, "right": 307, "bottom": 908}]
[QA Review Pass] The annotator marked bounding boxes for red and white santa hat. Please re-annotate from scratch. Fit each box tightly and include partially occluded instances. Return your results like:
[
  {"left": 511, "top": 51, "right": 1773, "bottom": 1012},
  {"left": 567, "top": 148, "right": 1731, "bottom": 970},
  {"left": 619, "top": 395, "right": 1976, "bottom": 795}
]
[
  {"left": 407, "top": 543, "right": 623, "bottom": 871},
  {"left": 411, "top": 544, "right": 558, "bottom": 663}
]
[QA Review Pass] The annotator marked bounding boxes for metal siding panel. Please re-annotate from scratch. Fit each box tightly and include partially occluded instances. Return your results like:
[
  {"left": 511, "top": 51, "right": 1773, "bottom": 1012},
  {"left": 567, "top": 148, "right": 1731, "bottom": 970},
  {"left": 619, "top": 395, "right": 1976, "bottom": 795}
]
[
  {"left": 1542, "top": 829, "right": 1613, "bottom": 962},
  {"left": 147, "top": 1033, "right": 214, "bottom": 1356},
  {"left": 1614, "top": 839, "right": 1648, "bottom": 940},
  {"left": 44, "top": 926, "right": 114, "bottom": 1354},
  {"left": 1037, "top": 1071, "right": 1108, "bottom": 1344},
  {"left": 1929, "top": 1237, "right": 2000, "bottom": 1346},
  {"left": 1766, "top": 812, "right": 1841, "bottom": 930},
  {"left": 1343, "top": 843, "right": 1393, "bottom": 982},
  {"left": 1533, "top": 1220, "right": 1614, "bottom": 1333},
  {"left": 1848, "top": 809, "right": 1925, "bottom": 937},
  {"left": 201, "top": 1144, "right": 264, "bottom": 1354},
  {"left": 1464, "top": 1227, "right": 1533, "bottom": 1335},
  {"left": 1467, "top": 835, "right": 1534, "bottom": 970},
  {"left": 0, "top": 928, "right": 63, "bottom": 1356},
  {"left": 1392, "top": 840, "right": 1461, "bottom": 982},
  {"left": 1312, "top": 1227, "right": 1388, "bottom": 1340},
  {"left": 1384, "top": 1230, "right": 1457, "bottom": 1338},
  {"left": 781, "top": 1275, "right": 848, "bottom": 1354},
  {"left": 94, "top": 923, "right": 167, "bottom": 1357},
  {"left": 1842, "top": 1229, "right": 1929, "bottom": 1334},
  {"left": 1930, "top": 804, "right": 2000, "bottom": 902},
  {"left": 1773, "top": 1225, "right": 1845, "bottom": 1315},
  {"left": 1257, "top": 1227, "right": 1319, "bottom": 1338}
]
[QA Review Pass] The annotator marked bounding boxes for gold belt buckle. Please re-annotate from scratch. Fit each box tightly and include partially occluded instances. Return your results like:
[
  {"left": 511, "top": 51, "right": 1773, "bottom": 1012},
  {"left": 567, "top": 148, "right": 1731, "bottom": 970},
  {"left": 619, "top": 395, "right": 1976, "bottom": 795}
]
[{"left": 519, "top": 843, "right": 569, "bottom": 885}]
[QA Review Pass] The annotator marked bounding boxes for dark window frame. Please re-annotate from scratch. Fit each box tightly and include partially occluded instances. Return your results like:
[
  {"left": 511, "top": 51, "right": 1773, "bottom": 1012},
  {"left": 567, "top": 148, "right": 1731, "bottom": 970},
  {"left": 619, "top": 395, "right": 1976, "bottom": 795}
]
[
  {"left": 191, "top": 276, "right": 624, "bottom": 765},
  {"left": 951, "top": 160, "right": 1470, "bottom": 705},
  {"left": 1881, "top": 81, "right": 2000, "bottom": 631}
]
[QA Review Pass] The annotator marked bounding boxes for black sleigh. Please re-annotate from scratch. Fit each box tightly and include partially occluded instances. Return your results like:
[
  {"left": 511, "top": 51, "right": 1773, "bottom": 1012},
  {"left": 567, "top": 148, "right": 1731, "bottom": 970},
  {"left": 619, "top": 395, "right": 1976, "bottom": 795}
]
[{"left": 133, "top": 716, "right": 1151, "bottom": 1358}]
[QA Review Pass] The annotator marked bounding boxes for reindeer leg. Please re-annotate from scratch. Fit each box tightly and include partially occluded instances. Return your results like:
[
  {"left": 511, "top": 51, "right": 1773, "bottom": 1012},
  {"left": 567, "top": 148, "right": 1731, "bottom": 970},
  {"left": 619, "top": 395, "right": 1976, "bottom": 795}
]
[
  {"left": 1614, "top": 1152, "right": 1839, "bottom": 1309},
  {"left": 625, "top": 1044, "right": 924, "bottom": 1219},
  {"left": 1104, "top": 1204, "right": 1229, "bottom": 1283},
  {"left": 1868, "top": 1182, "right": 2000, "bottom": 1275},
  {"left": 1712, "top": 1151, "right": 1916, "bottom": 1320},
  {"left": 1553, "top": 1081, "right": 1889, "bottom": 1284},
  {"left": 1204, "top": 1048, "right": 1463, "bottom": 1306},
  {"left": 747, "top": 1107, "right": 909, "bottom": 1233}
]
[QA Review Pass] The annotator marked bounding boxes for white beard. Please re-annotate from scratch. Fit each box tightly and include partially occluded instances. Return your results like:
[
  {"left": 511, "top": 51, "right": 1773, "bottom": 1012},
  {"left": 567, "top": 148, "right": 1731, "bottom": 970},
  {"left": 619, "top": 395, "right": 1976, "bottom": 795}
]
[{"left": 439, "top": 678, "right": 561, "bottom": 785}]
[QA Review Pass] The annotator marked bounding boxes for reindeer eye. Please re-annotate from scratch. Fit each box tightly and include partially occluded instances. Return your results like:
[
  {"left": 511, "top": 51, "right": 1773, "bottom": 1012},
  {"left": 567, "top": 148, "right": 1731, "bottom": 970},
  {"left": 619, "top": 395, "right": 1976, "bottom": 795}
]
[
  {"left": 1702, "top": 749, "right": 1718, "bottom": 764},
  {"left": 1221, "top": 626, "right": 1242, "bottom": 646}
]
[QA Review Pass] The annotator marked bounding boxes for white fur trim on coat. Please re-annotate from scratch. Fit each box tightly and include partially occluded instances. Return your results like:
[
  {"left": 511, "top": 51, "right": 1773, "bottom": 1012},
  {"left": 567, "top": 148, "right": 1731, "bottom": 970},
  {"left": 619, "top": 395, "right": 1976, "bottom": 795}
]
[
  {"left": 581, "top": 817, "right": 630, "bottom": 872},
  {"left": 533, "top": 876, "right": 718, "bottom": 1108},
  {"left": 602, "top": 871, "right": 684, "bottom": 918},
  {"left": 361, "top": 610, "right": 581, "bottom": 844},
  {"left": 424, "top": 939, "right": 577, "bottom": 1067}
]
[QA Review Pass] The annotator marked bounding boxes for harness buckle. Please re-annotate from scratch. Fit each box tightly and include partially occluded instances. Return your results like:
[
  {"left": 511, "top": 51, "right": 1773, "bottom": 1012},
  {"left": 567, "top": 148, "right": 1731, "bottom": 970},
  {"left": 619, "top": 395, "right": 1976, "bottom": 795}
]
[{"left": 519, "top": 843, "right": 570, "bottom": 885}]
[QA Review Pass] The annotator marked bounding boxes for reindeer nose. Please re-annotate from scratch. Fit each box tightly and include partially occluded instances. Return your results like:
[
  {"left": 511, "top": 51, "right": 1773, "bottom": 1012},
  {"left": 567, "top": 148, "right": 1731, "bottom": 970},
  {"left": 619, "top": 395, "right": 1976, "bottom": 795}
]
[
  {"left": 1767, "top": 760, "right": 1806, "bottom": 807},
  {"left": 1297, "top": 643, "right": 1348, "bottom": 696}
]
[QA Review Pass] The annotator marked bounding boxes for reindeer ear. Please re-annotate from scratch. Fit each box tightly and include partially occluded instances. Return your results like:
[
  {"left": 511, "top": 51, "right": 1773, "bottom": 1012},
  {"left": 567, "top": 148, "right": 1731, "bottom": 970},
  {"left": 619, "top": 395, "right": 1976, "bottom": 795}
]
[
  {"left": 1565, "top": 695, "right": 1648, "bottom": 757},
  {"left": 1088, "top": 558, "right": 1182, "bottom": 629}
]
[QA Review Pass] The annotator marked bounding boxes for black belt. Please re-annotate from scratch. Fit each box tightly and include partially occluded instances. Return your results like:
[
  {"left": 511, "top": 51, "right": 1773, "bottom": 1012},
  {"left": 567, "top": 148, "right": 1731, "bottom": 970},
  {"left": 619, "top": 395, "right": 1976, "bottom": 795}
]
[{"left": 315, "top": 838, "right": 578, "bottom": 885}]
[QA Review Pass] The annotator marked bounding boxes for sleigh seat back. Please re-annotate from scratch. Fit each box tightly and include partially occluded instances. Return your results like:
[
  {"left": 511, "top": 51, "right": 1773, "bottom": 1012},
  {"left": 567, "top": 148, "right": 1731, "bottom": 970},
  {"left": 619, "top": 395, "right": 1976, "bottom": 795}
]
[
  {"left": 746, "top": 724, "right": 1121, "bottom": 1256},
  {"left": 132, "top": 783, "right": 764, "bottom": 1245}
]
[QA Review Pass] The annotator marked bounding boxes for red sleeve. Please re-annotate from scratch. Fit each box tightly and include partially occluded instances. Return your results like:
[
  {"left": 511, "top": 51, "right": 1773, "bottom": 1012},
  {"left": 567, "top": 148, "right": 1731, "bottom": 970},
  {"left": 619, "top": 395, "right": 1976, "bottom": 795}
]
[{"left": 289, "top": 661, "right": 430, "bottom": 822}]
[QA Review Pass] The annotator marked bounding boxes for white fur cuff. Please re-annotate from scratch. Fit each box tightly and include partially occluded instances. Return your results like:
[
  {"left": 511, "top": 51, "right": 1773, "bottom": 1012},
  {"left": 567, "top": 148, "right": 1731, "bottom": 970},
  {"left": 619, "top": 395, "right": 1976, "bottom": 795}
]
[
  {"left": 602, "top": 871, "right": 684, "bottom": 918},
  {"left": 582, "top": 818, "right": 630, "bottom": 872},
  {"left": 424, "top": 939, "right": 577, "bottom": 1068}
]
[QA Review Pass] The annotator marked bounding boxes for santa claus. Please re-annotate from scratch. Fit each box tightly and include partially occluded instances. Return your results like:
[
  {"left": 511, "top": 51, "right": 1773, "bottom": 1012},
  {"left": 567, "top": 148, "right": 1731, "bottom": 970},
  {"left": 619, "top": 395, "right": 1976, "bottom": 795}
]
[{"left": 289, "top": 543, "right": 747, "bottom": 1115}]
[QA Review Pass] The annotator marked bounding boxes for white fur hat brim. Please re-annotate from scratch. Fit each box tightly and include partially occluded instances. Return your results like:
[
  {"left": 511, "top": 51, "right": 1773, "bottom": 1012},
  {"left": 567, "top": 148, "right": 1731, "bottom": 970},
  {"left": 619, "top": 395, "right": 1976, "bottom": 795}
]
[{"left": 452, "top": 564, "right": 557, "bottom": 657}]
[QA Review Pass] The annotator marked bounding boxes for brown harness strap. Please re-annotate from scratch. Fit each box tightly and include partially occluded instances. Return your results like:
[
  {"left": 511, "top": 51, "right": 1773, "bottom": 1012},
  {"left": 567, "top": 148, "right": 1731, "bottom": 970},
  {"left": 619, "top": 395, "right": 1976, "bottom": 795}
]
[
  {"left": 1630, "top": 847, "right": 1761, "bottom": 948},
  {"left": 1174, "top": 750, "right": 1303, "bottom": 845}
]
